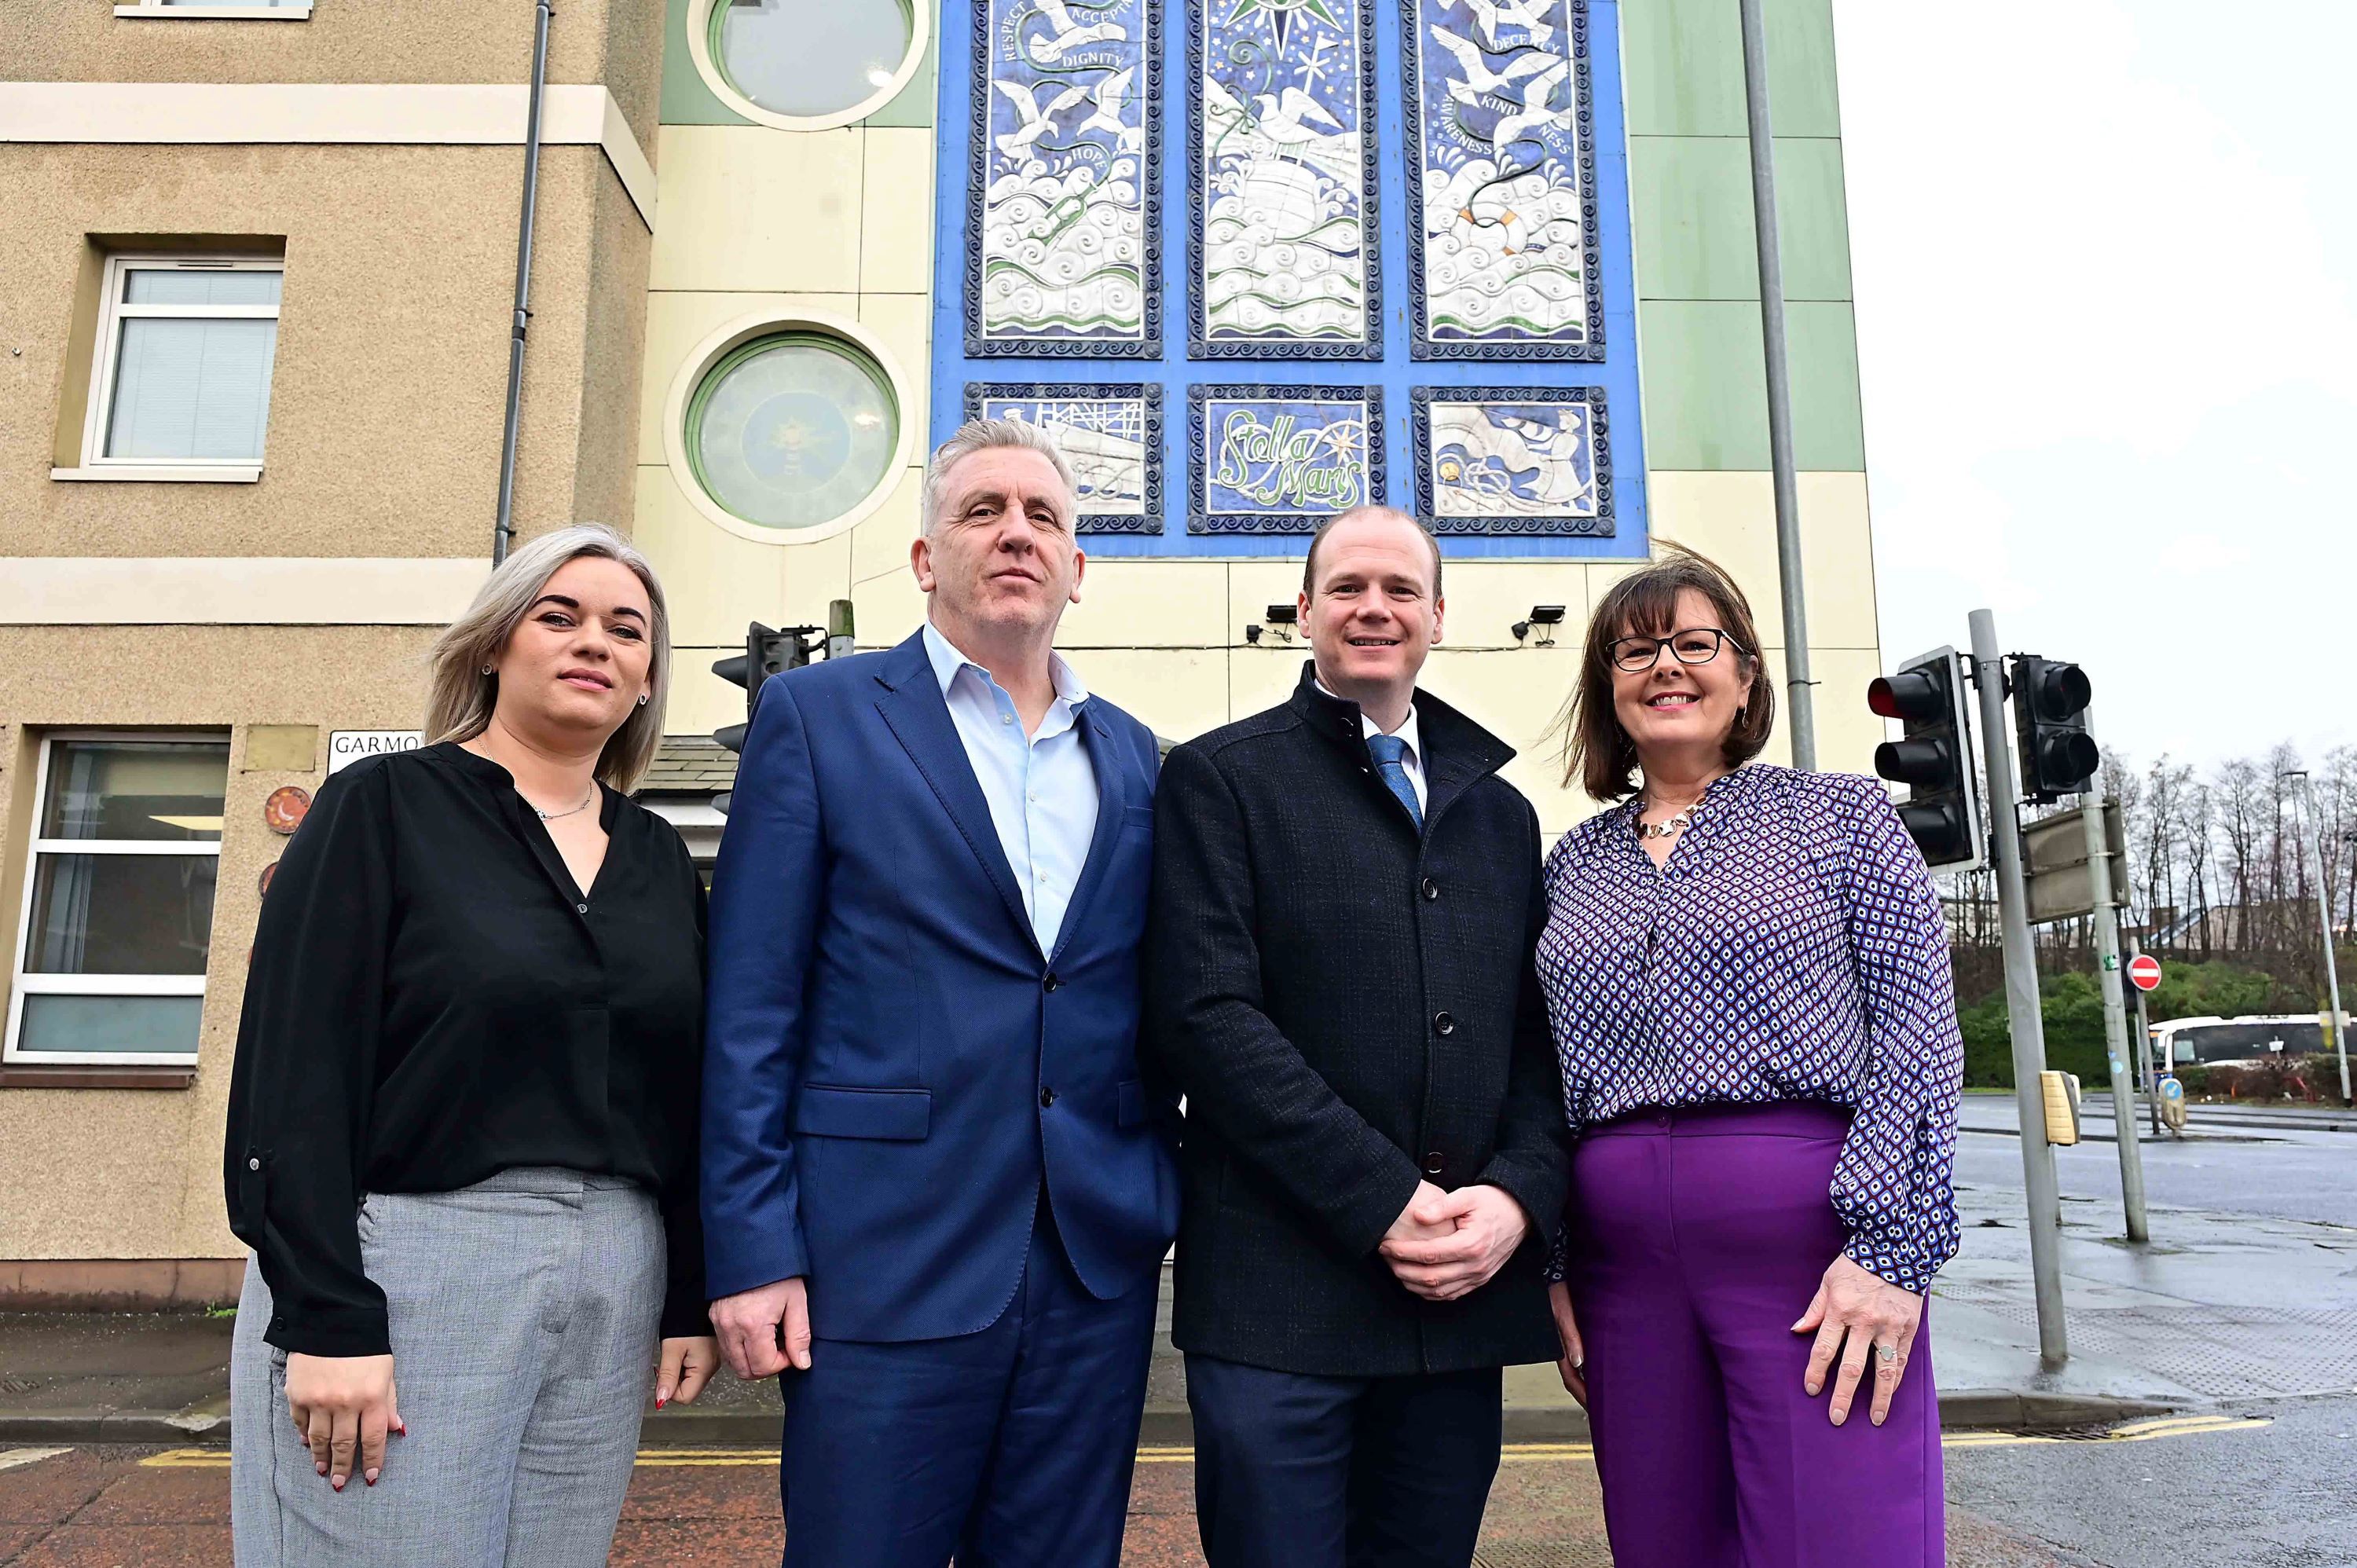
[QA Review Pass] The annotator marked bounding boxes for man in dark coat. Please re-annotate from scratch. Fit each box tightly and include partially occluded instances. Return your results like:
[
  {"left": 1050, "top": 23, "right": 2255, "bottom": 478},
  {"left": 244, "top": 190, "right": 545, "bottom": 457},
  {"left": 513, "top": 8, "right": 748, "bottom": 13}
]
[{"left": 1147, "top": 505, "right": 1572, "bottom": 1568}]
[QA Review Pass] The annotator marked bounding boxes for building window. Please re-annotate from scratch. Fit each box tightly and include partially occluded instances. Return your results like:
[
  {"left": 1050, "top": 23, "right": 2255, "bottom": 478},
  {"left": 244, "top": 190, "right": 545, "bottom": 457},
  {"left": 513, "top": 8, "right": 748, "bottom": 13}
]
[
  {"left": 5, "top": 737, "right": 229, "bottom": 1067},
  {"left": 663, "top": 310, "right": 917, "bottom": 547},
  {"left": 82, "top": 257, "right": 282, "bottom": 472},
  {"left": 690, "top": 0, "right": 927, "bottom": 132}
]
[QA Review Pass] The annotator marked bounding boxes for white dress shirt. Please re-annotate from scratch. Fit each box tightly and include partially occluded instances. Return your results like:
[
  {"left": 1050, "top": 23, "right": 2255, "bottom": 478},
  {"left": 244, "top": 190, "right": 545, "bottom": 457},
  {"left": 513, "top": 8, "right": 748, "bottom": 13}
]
[
  {"left": 1316, "top": 677, "right": 1427, "bottom": 813},
  {"left": 922, "top": 621, "right": 1102, "bottom": 953}
]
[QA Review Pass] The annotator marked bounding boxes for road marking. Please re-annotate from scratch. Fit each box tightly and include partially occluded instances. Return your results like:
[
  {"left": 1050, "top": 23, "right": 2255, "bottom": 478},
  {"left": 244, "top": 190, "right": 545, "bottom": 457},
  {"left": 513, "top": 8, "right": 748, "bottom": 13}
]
[
  {"left": 134, "top": 1415, "right": 2271, "bottom": 1473},
  {"left": 0, "top": 1447, "right": 71, "bottom": 1473}
]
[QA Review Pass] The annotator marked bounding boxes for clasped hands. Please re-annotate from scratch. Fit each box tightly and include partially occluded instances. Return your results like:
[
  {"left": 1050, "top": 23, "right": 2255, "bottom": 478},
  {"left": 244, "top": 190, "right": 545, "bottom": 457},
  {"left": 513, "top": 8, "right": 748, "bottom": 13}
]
[{"left": 1376, "top": 1180, "right": 1527, "bottom": 1302}]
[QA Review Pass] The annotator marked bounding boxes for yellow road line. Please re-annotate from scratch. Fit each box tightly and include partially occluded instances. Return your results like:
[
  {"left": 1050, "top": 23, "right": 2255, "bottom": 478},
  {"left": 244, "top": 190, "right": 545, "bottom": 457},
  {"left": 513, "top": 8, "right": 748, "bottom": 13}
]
[{"left": 130, "top": 1414, "right": 2271, "bottom": 1473}]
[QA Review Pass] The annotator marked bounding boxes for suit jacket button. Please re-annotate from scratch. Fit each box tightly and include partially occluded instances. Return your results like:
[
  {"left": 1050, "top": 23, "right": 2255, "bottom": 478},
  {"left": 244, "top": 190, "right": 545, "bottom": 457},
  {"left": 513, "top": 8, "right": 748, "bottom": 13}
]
[
  {"left": 1420, "top": 877, "right": 1439, "bottom": 901},
  {"left": 1043, "top": 973, "right": 1062, "bottom": 992},
  {"left": 1433, "top": 1011, "right": 1454, "bottom": 1036},
  {"left": 1423, "top": 1152, "right": 1446, "bottom": 1177},
  {"left": 1040, "top": 1086, "right": 1058, "bottom": 1108}
]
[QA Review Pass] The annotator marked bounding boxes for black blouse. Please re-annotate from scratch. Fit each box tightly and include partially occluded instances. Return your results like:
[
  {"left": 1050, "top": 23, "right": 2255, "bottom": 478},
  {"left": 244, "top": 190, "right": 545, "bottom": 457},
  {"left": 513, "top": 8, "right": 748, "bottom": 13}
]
[{"left": 224, "top": 742, "right": 708, "bottom": 1357}]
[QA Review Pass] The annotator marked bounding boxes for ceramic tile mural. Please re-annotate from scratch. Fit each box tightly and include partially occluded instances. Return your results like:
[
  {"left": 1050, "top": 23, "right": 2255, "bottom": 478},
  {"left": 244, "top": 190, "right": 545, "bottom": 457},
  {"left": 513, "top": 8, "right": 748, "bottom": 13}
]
[
  {"left": 966, "top": 382, "right": 1164, "bottom": 533},
  {"left": 937, "top": 0, "right": 1642, "bottom": 554},
  {"left": 967, "top": 0, "right": 1160, "bottom": 356},
  {"left": 1401, "top": 0, "right": 1604, "bottom": 359},
  {"left": 1190, "top": 383, "right": 1384, "bottom": 533},
  {"left": 1412, "top": 385, "right": 1611, "bottom": 533},
  {"left": 1189, "top": 0, "right": 1380, "bottom": 358}
]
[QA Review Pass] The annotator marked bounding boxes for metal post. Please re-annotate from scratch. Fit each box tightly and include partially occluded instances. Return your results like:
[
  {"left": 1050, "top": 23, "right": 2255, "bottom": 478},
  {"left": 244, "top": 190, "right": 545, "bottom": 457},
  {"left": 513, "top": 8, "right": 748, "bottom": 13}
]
[
  {"left": 2129, "top": 934, "right": 2159, "bottom": 1137},
  {"left": 493, "top": 0, "right": 554, "bottom": 566},
  {"left": 1736, "top": 0, "right": 1814, "bottom": 771},
  {"left": 2288, "top": 772, "right": 2350, "bottom": 1102},
  {"left": 2080, "top": 761, "right": 2147, "bottom": 1242},
  {"left": 1970, "top": 610, "right": 2067, "bottom": 1365}
]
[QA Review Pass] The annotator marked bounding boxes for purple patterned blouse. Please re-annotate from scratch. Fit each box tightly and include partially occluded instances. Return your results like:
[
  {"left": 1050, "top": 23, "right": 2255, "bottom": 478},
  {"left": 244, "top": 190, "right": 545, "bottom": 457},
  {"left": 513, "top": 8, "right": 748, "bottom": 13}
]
[{"left": 1536, "top": 764, "right": 1964, "bottom": 1293}]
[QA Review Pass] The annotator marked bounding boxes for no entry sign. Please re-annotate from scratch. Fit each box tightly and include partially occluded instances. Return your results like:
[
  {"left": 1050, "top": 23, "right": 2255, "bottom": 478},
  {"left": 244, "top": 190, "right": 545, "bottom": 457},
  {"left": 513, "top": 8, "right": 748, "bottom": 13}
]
[{"left": 2127, "top": 954, "right": 2163, "bottom": 992}]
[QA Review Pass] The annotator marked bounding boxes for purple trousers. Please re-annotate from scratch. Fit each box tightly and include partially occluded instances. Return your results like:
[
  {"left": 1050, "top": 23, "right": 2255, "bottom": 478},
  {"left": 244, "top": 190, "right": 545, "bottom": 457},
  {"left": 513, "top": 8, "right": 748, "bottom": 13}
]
[{"left": 1568, "top": 1102, "right": 1944, "bottom": 1568}]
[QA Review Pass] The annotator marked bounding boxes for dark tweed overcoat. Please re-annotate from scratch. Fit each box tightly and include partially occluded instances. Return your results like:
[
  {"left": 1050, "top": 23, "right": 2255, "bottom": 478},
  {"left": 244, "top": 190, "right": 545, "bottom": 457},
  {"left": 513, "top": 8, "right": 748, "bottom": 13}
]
[{"left": 1146, "top": 664, "right": 1571, "bottom": 1377}]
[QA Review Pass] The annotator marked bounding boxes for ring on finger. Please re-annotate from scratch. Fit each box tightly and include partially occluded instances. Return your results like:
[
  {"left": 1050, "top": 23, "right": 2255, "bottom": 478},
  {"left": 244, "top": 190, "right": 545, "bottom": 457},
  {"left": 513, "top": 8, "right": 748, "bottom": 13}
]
[{"left": 1875, "top": 1342, "right": 1897, "bottom": 1364}]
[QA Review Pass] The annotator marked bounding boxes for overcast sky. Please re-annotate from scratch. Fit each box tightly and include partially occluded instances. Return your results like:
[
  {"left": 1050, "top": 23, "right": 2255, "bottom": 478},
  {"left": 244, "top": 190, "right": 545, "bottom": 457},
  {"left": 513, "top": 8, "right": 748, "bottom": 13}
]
[{"left": 1831, "top": 0, "right": 2355, "bottom": 774}]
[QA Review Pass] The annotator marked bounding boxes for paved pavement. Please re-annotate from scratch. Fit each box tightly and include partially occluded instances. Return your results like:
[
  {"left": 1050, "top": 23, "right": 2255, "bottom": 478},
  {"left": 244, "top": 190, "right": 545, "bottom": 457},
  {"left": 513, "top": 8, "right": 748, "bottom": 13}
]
[{"left": 0, "top": 1416, "right": 2297, "bottom": 1566}]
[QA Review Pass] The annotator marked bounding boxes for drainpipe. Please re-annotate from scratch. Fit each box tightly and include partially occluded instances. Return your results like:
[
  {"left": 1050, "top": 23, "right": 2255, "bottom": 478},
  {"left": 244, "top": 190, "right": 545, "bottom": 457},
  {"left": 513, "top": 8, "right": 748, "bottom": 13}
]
[{"left": 494, "top": 0, "right": 554, "bottom": 566}]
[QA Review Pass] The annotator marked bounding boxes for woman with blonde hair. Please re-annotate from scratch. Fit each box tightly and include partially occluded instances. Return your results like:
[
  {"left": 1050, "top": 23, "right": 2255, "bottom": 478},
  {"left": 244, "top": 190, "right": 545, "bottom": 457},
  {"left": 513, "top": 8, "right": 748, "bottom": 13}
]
[
  {"left": 1536, "top": 548, "right": 1962, "bottom": 1567},
  {"left": 225, "top": 524, "right": 719, "bottom": 1566}
]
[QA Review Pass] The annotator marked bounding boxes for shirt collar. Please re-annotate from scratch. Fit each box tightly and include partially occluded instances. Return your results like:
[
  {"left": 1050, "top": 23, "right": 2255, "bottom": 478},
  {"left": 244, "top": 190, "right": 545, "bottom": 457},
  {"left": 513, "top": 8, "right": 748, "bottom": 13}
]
[
  {"left": 1314, "top": 676, "right": 1420, "bottom": 764},
  {"left": 922, "top": 620, "right": 1090, "bottom": 712}
]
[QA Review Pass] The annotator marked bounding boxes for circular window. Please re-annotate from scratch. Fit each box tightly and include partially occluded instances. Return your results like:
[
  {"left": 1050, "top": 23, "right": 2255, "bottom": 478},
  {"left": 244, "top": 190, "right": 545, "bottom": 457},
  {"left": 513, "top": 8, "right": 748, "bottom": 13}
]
[
  {"left": 682, "top": 329, "right": 903, "bottom": 534},
  {"left": 695, "top": 0, "right": 925, "bottom": 131}
]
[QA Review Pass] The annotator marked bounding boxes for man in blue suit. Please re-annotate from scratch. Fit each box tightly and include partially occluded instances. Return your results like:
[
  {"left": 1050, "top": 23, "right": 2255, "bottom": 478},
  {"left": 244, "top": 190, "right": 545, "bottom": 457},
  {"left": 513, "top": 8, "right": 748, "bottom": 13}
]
[{"left": 702, "top": 419, "right": 1177, "bottom": 1567}]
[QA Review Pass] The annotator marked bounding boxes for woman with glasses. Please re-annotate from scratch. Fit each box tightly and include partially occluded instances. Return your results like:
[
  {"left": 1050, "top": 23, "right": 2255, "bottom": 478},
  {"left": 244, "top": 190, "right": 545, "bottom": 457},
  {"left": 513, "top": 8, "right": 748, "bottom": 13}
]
[{"left": 1534, "top": 549, "right": 1962, "bottom": 1568}]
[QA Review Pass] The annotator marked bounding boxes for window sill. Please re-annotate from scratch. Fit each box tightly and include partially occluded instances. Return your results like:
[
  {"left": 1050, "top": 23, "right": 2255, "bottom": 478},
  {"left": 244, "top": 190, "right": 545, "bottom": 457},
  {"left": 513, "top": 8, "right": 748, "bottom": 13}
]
[
  {"left": 0, "top": 1062, "right": 197, "bottom": 1090},
  {"left": 52, "top": 464, "right": 261, "bottom": 484},
  {"left": 114, "top": 5, "right": 313, "bottom": 17}
]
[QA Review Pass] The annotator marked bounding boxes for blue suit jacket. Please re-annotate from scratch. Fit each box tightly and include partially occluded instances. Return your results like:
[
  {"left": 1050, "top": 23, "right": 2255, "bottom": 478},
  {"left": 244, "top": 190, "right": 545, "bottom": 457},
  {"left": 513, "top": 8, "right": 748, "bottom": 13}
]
[{"left": 700, "top": 630, "right": 1178, "bottom": 1340}]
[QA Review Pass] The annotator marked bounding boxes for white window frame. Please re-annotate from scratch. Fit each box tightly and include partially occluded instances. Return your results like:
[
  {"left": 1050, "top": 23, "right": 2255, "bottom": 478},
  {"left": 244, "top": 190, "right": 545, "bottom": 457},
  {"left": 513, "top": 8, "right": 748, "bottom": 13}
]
[
  {"left": 71, "top": 255, "right": 284, "bottom": 482},
  {"left": 115, "top": 2, "right": 313, "bottom": 19},
  {"left": 3, "top": 731, "right": 229, "bottom": 1068}
]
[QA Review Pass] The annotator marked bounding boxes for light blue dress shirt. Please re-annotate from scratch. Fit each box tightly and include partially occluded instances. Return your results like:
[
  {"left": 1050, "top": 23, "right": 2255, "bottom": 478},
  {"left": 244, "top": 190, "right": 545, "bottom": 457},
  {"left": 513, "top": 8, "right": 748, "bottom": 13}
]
[{"left": 922, "top": 621, "right": 1102, "bottom": 954}]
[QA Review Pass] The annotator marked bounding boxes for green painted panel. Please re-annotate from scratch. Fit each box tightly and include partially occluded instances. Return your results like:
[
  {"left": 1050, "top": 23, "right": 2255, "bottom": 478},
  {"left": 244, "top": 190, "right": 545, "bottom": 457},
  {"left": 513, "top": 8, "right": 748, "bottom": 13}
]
[
  {"left": 1637, "top": 299, "right": 1864, "bottom": 471},
  {"left": 865, "top": 23, "right": 938, "bottom": 128},
  {"left": 661, "top": 0, "right": 753, "bottom": 126},
  {"left": 1630, "top": 135, "right": 1851, "bottom": 302},
  {"left": 660, "top": 0, "right": 936, "bottom": 128},
  {"left": 1622, "top": 0, "right": 1842, "bottom": 139}
]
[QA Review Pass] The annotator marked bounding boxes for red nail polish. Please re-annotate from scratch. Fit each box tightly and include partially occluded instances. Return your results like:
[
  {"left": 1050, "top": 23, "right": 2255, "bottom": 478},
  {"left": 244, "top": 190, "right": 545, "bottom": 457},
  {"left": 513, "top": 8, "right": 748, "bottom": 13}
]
[
  {"left": 332, "top": 1478, "right": 346, "bottom": 1491},
  {"left": 655, "top": 1396, "right": 667, "bottom": 1409}
]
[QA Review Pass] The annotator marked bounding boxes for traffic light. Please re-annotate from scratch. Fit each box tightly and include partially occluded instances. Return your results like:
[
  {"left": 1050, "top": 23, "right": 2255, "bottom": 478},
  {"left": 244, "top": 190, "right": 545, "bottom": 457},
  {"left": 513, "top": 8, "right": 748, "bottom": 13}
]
[
  {"left": 1868, "top": 647, "right": 1985, "bottom": 873},
  {"left": 711, "top": 621, "right": 823, "bottom": 813},
  {"left": 2010, "top": 655, "right": 2098, "bottom": 804}
]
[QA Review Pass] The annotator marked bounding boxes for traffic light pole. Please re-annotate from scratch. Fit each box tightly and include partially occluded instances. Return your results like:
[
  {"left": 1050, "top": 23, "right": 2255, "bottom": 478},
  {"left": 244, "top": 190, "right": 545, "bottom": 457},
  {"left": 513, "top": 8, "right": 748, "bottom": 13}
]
[
  {"left": 2078, "top": 757, "right": 2148, "bottom": 1242},
  {"left": 1737, "top": 0, "right": 1815, "bottom": 771},
  {"left": 1969, "top": 610, "right": 2068, "bottom": 1365}
]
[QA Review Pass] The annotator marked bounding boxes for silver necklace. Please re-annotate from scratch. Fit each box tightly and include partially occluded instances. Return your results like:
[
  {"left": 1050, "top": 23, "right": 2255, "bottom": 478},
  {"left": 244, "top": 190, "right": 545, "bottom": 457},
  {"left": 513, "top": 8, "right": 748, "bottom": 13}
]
[
  {"left": 531, "top": 786, "right": 596, "bottom": 822},
  {"left": 1634, "top": 794, "right": 1708, "bottom": 840}
]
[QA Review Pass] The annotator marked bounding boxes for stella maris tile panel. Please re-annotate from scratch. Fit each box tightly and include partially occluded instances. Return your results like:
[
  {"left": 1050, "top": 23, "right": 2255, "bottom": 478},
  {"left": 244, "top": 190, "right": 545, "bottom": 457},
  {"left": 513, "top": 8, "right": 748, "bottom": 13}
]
[
  {"left": 1190, "top": 383, "right": 1384, "bottom": 533},
  {"left": 1401, "top": 0, "right": 1604, "bottom": 360},
  {"left": 965, "top": 380, "right": 1164, "bottom": 533},
  {"left": 967, "top": 0, "right": 1160, "bottom": 357}
]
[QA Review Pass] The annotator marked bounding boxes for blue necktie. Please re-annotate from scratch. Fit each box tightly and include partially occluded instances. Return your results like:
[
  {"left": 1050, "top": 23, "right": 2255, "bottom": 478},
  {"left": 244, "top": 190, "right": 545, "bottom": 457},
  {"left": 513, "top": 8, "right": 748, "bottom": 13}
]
[{"left": 1366, "top": 733, "right": 1422, "bottom": 828}]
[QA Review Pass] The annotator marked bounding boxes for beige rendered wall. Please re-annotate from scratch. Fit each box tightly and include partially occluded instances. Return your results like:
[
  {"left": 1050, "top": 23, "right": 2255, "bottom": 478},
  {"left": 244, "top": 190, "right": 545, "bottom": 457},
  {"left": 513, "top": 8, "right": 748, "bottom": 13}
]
[
  {"left": 2, "top": 0, "right": 668, "bottom": 152},
  {"left": 0, "top": 141, "right": 643, "bottom": 561},
  {"left": 0, "top": 628, "right": 435, "bottom": 1263},
  {"left": 0, "top": 1, "right": 662, "bottom": 1272}
]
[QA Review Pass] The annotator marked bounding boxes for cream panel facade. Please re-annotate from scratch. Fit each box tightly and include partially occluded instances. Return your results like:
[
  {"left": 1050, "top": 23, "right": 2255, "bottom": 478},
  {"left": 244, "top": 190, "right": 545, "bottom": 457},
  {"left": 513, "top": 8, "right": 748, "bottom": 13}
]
[{"left": 647, "top": 126, "right": 862, "bottom": 294}]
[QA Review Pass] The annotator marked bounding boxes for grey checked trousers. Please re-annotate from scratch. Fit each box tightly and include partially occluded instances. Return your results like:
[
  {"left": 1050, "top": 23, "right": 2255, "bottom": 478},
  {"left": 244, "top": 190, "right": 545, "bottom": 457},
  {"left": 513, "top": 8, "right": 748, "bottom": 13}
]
[{"left": 230, "top": 1169, "right": 666, "bottom": 1567}]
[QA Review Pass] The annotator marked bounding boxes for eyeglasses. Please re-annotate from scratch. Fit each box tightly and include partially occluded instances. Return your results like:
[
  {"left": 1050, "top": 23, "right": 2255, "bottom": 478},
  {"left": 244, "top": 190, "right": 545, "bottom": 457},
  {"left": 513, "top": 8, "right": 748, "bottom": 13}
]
[{"left": 1607, "top": 628, "right": 1740, "bottom": 672}]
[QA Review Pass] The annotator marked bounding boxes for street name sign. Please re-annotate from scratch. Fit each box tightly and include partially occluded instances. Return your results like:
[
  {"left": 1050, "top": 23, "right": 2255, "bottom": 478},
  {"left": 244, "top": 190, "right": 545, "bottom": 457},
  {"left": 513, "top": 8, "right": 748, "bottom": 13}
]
[
  {"left": 328, "top": 730, "right": 423, "bottom": 775},
  {"left": 2128, "top": 954, "right": 2163, "bottom": 992}
]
